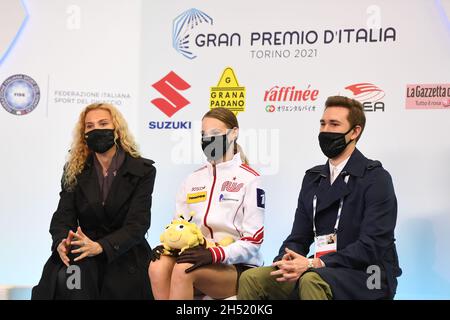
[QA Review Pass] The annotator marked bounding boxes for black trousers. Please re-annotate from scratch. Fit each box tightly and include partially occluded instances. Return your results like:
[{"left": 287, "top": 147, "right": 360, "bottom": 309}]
[{"left": 54, "top": 253, "right": 105, "bottom": 300}]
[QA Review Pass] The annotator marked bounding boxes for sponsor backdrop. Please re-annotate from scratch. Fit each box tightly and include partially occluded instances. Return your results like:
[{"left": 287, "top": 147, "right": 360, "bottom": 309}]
[{"left": 0, "top": 0, "right": 449, "bottom": 299}]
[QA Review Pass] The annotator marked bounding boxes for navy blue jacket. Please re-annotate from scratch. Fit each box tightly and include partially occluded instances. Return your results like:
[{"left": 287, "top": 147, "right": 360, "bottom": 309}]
[{"left": 276, "top": 148, "right": 402, "bottom": 299}]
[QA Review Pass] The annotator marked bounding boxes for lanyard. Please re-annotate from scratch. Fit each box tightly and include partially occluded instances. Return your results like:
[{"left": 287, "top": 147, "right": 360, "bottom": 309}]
[{"left": 312, "top": 175, "right": 349, "bottom": 237}]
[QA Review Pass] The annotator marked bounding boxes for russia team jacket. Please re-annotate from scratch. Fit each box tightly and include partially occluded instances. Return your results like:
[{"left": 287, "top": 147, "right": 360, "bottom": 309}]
[{"left": 176, "top": 153, "right": 265, "bottom": 267}]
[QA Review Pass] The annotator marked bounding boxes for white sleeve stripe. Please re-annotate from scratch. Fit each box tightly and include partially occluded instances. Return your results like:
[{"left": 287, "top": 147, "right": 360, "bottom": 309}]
[
  {"left": 218, "top": 246, "right": 226, "bottom": 262},
  {"left": 215, "top": 247, "right": 222, "bottom": 262},
  {"left": 240, "top": 229, "right": 264, "bottom": 243},
  {"left": 253, "top": 227, "right": 264, "bottom": 238},
  {"left": 209, "top": 248, "right": 218, "bottom": 263}
]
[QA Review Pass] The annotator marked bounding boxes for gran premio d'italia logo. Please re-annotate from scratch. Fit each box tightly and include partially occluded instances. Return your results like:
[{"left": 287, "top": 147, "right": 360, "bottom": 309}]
[{"left": 172, "top": 8, "right": 213, "bottom": 60}]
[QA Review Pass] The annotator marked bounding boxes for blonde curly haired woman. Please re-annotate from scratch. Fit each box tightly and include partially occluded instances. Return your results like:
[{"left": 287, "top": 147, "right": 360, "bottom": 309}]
[{"left": 32, "top": 103, "right": 156, "bottom": 299}]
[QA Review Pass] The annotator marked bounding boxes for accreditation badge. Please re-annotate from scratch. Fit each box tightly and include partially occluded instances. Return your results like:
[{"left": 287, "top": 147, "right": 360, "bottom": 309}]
[{"left": 314, "top": 233, "right": 337, "bottom": 259}]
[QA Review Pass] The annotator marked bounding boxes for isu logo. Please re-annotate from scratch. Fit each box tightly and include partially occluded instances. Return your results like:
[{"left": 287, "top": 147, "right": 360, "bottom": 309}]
[
  {"left": 345, "top": 83, "right": 385, "bottom": 102},
  {"left": 151, "top": 71, "right": 191, "bottom": 117}
]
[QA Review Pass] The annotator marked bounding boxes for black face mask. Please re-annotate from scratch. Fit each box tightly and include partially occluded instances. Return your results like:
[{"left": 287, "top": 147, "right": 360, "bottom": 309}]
[
  {"left": 85, "top": 129, "right": 116, "bottom": 154},
  {"left": 318, "top": 127, "right": 355, "bottom": 159},
  {"left": 201, "top": 133, "right": 232, "bottom": 162}
]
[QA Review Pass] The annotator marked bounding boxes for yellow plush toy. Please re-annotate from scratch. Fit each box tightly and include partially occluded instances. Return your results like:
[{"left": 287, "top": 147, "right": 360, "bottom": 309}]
[{"left": 160, "top": 212, "right": 234, "bottom": 255}]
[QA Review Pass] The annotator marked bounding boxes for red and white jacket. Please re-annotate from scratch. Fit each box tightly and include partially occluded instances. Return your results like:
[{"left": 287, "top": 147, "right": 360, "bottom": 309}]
[{"left": 175, "top": 153, "right": 265, "bottom": 267}]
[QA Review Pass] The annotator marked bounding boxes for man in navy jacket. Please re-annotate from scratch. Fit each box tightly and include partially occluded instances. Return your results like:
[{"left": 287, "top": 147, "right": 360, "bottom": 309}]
[{"left": 238, "top": 96, "right": 401, "bottom": 300}]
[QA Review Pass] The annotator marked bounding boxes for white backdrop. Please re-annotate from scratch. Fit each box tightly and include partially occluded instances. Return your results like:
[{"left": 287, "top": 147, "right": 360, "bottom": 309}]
[{"left": 0, "top": 0, "right": 449, "bottom": 299}]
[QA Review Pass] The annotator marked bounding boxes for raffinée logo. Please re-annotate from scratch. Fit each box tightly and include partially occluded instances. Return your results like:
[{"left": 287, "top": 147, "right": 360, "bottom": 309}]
[
  {"left": 173, "top": 8, "right": 213, "bottom": 60},
  {"left": 150, "top": 71, "right": 191, "bottom": 118},
  {"left": 263, "top": 85, "right": 320, "bottom": 113},
  {"left": 266, "top": 105, "right": 275, "bottom": 113}
]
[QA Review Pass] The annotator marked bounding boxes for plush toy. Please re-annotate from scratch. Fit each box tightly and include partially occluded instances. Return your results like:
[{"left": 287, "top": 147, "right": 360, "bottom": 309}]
[{"left": 160, "top": 212, "right": 234, "bottom": 256}]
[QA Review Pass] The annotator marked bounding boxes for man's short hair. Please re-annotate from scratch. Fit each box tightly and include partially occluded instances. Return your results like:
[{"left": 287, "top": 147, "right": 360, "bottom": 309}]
[{"left": 325, "top": 95, "right": 366, "bottom": 142}]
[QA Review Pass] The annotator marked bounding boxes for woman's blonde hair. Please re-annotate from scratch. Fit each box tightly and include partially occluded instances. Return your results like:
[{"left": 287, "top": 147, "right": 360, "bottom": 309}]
[
  {"left": 202, "top": 107, "right": 249, "bottom": 164},
  {"left": 63, "top": 103, "right": 140, "bottom": 191}
]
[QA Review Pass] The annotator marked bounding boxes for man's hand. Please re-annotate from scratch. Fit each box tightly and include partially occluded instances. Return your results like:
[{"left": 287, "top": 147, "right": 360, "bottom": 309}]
[
  {"left": 176, "top": 246, "right": 213, "bottom": 273},
  {"left": 270, "top": 248, "right": 310, "bottom": 282},
  {"left": 69, "top": 227, "right": 103, "bottom": 262},
  {"left": 57, "top": 230, "right": 75, "bottom": 267}
]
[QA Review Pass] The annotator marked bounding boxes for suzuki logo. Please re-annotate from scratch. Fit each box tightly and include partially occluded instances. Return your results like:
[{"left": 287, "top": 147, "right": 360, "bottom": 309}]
[{"left": 151, "top": 71, "right": 191, "bottom": 117}]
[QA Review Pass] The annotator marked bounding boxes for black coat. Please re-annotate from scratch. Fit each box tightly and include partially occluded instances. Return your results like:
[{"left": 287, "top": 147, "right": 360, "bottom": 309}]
[
  {"left": 276, "top": 149, "right": 402, "bottom": 299},
  {"left": 32, "top": 153, "right": 156, "bottom": 299}
]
